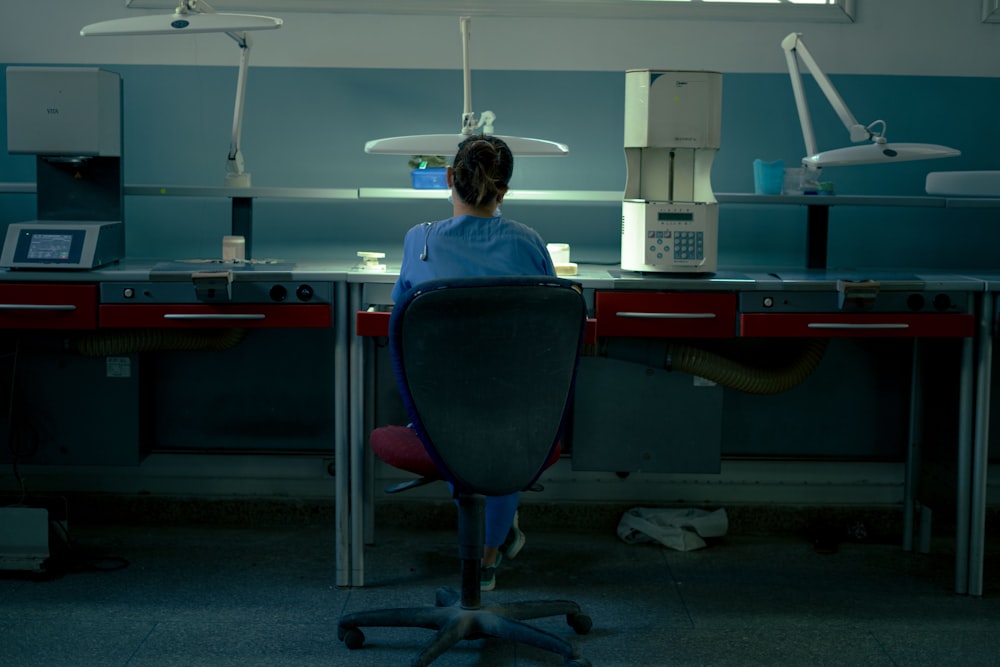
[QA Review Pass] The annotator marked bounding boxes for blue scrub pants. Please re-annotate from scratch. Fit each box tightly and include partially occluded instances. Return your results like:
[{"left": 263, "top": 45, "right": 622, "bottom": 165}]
[
  {"left": 485, "top": 492, "right": 519, "bottom": 548},
  {"left": 450, "top": 484, "right": 518, "bottom": 548}
]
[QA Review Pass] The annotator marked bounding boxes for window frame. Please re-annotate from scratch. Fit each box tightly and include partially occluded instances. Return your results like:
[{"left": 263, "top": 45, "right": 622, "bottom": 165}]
[{"left": 124, "top": 0, "right": 857, "bottom": 22}]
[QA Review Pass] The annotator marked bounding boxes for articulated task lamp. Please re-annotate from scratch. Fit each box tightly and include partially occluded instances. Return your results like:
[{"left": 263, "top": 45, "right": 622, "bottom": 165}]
[
  {"left": 781, "top": 32, "right": 959, "bottom": 170},
  {"left": 81, "top": 0, "right": 283, "bottom": 187},
  {"left": 364, "top": 16, "right": 569, "bottom": 158}
]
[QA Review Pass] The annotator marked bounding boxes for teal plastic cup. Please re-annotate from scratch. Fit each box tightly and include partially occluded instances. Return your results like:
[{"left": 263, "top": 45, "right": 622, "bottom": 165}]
[{"left": 753, "top": 159, "right": 785, "bottom": 195}]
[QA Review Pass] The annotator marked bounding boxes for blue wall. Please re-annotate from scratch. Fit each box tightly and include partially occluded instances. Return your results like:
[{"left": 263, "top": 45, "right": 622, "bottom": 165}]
[{"left": 2, "top": 65, "right": 998, "bottom": 269}]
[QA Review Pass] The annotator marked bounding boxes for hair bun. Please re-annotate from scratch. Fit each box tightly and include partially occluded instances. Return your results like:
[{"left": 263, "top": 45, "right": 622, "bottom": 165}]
[{"left": 452, "top": 136, "right": 513, "bottom": 208}]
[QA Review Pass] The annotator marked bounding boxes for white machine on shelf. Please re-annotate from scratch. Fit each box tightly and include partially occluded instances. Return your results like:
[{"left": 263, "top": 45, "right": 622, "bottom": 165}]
[{"left": 621, "top": 69, "right": 722, "bottom": 273}]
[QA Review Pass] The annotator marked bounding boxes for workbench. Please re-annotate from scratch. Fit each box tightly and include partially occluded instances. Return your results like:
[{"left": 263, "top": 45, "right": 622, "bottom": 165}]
[
  {"left": 352, "top": 266, "right": 984, "bottom": 596},
  {"left": 0, "top": 253, "right": 990, "bottom": 594}
]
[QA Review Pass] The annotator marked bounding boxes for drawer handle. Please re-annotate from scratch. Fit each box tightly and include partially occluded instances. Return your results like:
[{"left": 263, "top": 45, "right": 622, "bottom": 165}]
[
  {"left": 615, "top": 311, "right": 718, "bottom": 320},
  {"left": 807, "top": 322, "right": 909, "bottom": 330},
  {"left": 163, "top": 313, "right": 266, "bottom": 321},
  {"left": 0, "top": 303, "right": 77, "bottom": 311}
]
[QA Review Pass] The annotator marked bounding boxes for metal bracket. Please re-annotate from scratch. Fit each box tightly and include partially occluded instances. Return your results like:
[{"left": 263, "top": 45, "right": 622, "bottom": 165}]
[
  {"left": 836, "top": 279, "right": 879, "bottom": 310},
  {"left": 192, "top": 270, "right": 233, "bottom": 302}
]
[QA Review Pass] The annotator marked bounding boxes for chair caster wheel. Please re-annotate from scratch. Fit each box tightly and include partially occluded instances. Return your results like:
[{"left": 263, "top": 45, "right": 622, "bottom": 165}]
[
  {"left": 435, "top": 586, "right": 459, "bottom": 606},
  {"left": 567, "top": 612, "right": 592, "bottom": 635},
  {"left": 341, "top": 627, "right": 365, "bottom": 650}
]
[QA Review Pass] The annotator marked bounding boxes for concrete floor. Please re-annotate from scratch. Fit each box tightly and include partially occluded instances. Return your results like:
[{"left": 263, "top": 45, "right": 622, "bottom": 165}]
[{"left": 1, "top": 509, "right": 998, "bottom": 667}]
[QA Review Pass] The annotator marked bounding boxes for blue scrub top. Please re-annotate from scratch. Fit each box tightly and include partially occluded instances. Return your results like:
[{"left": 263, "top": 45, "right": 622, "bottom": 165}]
[{"left": 391, "top": 214, "right": 556, "bottom": 303}]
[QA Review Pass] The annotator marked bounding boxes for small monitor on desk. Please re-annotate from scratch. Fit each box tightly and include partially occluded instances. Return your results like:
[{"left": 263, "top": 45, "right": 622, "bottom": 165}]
[
  {"left": 0, "top": 221, "right": 123, "bottom": 270},
  {"left": 17, "top": 228, "right": 85, "bottom": 264}
]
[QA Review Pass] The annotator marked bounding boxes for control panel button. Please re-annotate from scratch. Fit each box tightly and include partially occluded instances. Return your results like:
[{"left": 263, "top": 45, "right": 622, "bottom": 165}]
[
  {"left": 269, "top": 285, "right": 288, "bottom": 302},
  {"left": 933, "top": 294, "right": 952, "bottom": 311},
  {"left": 296, "top": 284, "right": 314, "bottom": 302}
]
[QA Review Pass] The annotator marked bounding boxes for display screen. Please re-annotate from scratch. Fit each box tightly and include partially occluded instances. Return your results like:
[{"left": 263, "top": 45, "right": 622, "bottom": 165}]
[
  {"left": 26, "top": 233, "right": 74, "bottom": 260},
  {"left": 12, "top": 228, "right": 86, "bottom": 265},
  {"left": 658, "top": 212, "right": 694, "bottom": 222}
]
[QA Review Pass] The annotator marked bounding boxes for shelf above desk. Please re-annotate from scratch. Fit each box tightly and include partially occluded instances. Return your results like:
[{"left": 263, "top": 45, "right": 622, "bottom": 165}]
[
  {"left": 357, "top": 188, "right": 623, "bottom": 202},
  {"left": 124, "top": 185, "right": 359, "bottom": 200},
  {"left": 716, "top": 193, "right": 946, "bottom": 208},
  {"left": 7, "top": 182, "right": 1000, "bottom": 269},
  {"left": 6, "top": 181, "right": 1000, "bottom": 208}
]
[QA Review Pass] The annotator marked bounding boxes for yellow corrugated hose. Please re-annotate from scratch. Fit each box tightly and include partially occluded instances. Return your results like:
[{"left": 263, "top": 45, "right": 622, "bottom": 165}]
[
  {"left": 667, "top": 338, "right": 829, "bottom": 394},
  {"left": 69, "top": 328, "right": 247, "bottom": 356}
]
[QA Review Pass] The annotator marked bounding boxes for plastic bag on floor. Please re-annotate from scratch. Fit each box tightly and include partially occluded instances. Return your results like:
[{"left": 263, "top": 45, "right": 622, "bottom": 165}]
[{"left": 617, "top": 507, "right": 728, "bottom": 551}]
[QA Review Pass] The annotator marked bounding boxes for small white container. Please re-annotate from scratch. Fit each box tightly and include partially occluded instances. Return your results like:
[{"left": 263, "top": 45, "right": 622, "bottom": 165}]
[
  {"left": 546, "top": 243, "right": 577, "bottom": 275},
  {"left": 222, "top": 235, "right": 245, "bottom": 262},
  {"left": 547, "top": 243, "right": 571, "bottom": 265}
]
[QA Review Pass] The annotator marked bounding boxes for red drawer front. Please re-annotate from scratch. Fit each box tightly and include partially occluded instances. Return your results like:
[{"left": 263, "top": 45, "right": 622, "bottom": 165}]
[
  {"left": 356, "top": 310, "right": 599, "bottom": 344},
  {"left": 100, "top": 304, "right": 332, "bottom": 329},
  {"left": 356, "top": 310, "right": 390, "bottom": 337},
  {"left": 595, "top": 292, "right": 737, "bottom": 338},
  {"left": 0, "top": 284, "right": 98, "bottom": 330},
  {"left": 740, "top": 313, "right": 975, "bottom": 338}
]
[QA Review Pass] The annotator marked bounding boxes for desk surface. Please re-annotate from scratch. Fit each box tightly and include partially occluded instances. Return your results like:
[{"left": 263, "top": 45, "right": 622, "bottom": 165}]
[
  {"left": 0, "top": 259, "right": 989, "bottom": 295},
  {"left": 0, "top": 258, "right": 355, "bottom": 284},
  {"left": 964, "top": 273, "right": 1000, "bottom": 290}
]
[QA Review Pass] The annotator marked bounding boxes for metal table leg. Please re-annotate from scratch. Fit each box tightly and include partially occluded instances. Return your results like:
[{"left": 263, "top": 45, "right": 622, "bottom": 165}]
[
  {"left": 334, "top": 281, "right": 351, "bottom": 587},
  {"left": 955, "top": 335, "right": 975, "bottom": 594},
  {"left": 903, "top": 340, "right": 922, "bottom": 553},
  {"left": 970, "top": 294, "right": 994, "bottom": 596},
  {"left": 349, "top": 283, "right": 366, "bottom": 587}
]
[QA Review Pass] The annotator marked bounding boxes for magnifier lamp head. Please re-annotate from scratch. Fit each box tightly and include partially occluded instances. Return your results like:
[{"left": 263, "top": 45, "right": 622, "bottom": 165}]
[
  {"left": 364, "top": 133, "right": 569, "bottom": 158},
  {"left": 805, "top": 142, "right": 961, "bottom": 168},
  {"left": 81, "top": 12, "right": 282, "bottom": 37}
]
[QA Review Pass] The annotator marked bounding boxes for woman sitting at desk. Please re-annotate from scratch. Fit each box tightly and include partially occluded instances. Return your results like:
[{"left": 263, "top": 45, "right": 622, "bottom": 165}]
[{"left": 391, "top": 135, "right": 556, "bottom": 591}]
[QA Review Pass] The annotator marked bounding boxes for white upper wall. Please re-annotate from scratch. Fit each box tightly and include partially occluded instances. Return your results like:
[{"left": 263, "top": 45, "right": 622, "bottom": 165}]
[{"left": 3, "top": 0, "right": 998, "bottom": 77}]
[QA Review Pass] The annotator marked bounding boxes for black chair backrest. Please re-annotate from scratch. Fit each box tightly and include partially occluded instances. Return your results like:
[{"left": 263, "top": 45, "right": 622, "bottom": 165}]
[{"left": 390, "top": 276, "right": 587, "bottom": 497}]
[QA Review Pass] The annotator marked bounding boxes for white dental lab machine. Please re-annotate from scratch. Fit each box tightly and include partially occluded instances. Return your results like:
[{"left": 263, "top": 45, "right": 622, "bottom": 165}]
[
  {"left": 1, "top": 67, "right": 124, "bottom": 270},
  {"left": 621, "top": 69, "right": 722, "bottom": 273}
]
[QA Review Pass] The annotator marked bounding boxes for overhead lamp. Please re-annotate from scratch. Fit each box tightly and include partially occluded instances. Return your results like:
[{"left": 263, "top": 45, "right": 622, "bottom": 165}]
[
  {"left": 81, "top": 0, "right": 283, "bottom": 187},
  {"left": 364, "top": 16, "right": 569, "bottom": 158},
  {"left": 781, "top": 32, "right": 959, "bottom": 169}
]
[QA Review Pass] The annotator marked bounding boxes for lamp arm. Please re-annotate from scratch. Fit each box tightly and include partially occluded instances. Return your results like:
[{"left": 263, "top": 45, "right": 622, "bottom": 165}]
[
  {"left": 460, "top": 16, "right": 476, "bottom": 135},
  {"left": 782, "top": 37, "right": 818, "bottom": 160},
  {"left": 225, "top": 33, "right": 251, "bottom": 184},
  {"left": 781, "top": 33, "right": 871, "bottom": 157},
  {"left": 179, "top": 0, "right": 209, "bottom": 13}
]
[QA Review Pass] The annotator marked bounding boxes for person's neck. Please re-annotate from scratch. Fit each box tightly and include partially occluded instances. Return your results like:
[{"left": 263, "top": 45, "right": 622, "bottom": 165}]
[{"left": 453, "top": 197, "right": 498, "bottom": 218}]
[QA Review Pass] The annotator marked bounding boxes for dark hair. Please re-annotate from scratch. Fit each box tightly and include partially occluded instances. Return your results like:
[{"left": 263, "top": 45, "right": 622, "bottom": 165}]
[{"left": 451, "top": 135, "right": 514, "bottom": 209}]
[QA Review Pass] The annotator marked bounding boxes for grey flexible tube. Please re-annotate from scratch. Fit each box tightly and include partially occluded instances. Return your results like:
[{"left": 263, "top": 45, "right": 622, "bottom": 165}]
[{"left": 69, "top": 328, "right": 247, "bottom": 356}]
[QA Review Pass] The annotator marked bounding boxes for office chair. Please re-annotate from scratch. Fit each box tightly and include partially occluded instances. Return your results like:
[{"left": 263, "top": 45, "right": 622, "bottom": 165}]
[{"left": 338, "top": 276, "right": 593, "bottom": 667}]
